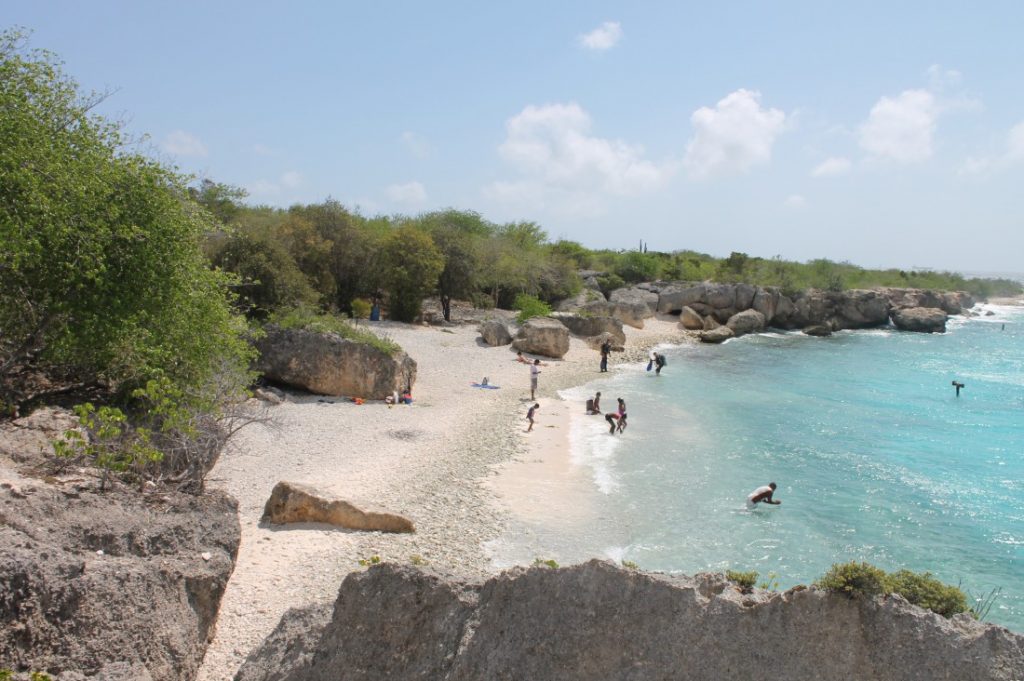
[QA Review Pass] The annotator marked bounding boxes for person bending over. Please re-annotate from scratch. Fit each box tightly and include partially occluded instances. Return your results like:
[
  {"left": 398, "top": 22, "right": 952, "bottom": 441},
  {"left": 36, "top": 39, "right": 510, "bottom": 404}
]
[{"left": 747, "top": 482, "right": 781, "bottom": 508}]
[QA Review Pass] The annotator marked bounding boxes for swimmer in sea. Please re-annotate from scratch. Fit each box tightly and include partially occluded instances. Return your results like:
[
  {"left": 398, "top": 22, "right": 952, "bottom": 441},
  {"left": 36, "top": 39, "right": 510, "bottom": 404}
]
[{"left": 747, "top": 482, "right": 781, "bottom": 508}]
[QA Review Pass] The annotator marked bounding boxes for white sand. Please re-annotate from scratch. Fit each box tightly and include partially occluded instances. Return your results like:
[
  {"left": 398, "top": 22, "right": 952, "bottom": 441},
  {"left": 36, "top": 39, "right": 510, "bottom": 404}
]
[{"left": 197, "top": 318, "right": 690, "bottom": 680}]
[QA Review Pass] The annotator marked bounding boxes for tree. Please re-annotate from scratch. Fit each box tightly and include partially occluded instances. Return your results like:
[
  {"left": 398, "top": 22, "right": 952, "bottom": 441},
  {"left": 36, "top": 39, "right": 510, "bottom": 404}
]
[
  {"left": 0, "top": 30, "right": 252, "bottom": 407},
  {"left": 210, "top": 231, "right": 319, "bottom": 318},
  {"left": 417, "top": 210, "right": 488, "bottom": 321},
  {"left": 377, "top": 227, "right": 444, "bottom": 322}
]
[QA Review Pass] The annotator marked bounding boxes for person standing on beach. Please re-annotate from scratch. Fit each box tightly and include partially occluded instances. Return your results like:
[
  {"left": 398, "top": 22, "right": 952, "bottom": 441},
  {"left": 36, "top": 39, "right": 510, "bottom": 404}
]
[
  {"left": 526, "top": 403, "right": 539, "bottom": 432},
  {"left": 600, "top": 338, "right": 611, "bottom": 372},
  {"left": 530, "top": 359, "right": 541, "bottom": 400}
]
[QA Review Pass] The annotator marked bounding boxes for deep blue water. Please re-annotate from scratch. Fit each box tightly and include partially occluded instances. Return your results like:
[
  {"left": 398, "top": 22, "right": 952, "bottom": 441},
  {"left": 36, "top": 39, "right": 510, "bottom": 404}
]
[{"left": 492, "top": 303, "right": 1024, "bottom": 631}]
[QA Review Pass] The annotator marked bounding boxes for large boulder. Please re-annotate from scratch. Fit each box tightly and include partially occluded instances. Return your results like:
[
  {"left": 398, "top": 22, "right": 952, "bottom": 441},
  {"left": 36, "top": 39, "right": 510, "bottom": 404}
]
[
  {"left": 657, "top": 284, "right": 706, "bottom": 314},
  {"left": 555, "top": 289, "right": 606, "bottom": 312},
  {"left": 239, "top": 561, "right": 1024, "bottom": 681},
  {"left": 803, "top": 324, "right": 833, "bottom": 337},
  {"left": 512, "top": 318, "right": 570, "bottom": 358},
  {"left": 608, "top": 287, "right": 659, "bottom": 314},
  {"left": 0, "top": 477, "right": 239, "bottom": 681},
  {"left": 256, "top": 326, "right": 416, "bottom": 399},
  {"left": 834, "top": 289, "right": 891, "bottom": 329},
  {"left": 552, "top": 314, "right": 626, "bottom": 348},
  {"left": 678, "top": 306, "right": 704, "bottom": 330},
  {"left": 751, "top": 287, "right": 779, "bottom": 324},
  {"left": 890, "top": 307, "right": 948, "bottom": 333},
  {"left": 477, "top": 319, "right": 512, "bottom": 346},
  {"left": 234, "top": 604, "right": 333, "bottom": 681},
  {"left": 726, "top": 309, "right": 766, "bottom": 337},
  {"left": 262, "top": 481, "right": 415, "bottom": 533},
  {"left": 699, "top": 326, "right": 734, "bottom": 344}
]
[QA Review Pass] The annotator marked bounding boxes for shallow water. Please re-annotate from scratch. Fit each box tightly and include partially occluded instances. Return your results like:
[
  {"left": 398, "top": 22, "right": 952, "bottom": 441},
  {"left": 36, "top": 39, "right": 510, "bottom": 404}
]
[{"left": 490, "top": 303, "right": 1024, "bottom": 631}]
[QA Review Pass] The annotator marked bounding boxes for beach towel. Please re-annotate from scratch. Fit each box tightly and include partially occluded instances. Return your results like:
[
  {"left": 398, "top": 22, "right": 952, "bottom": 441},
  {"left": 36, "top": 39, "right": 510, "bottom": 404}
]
[{"left": 471, "top": 383, "right": 501, "bottom": 389}]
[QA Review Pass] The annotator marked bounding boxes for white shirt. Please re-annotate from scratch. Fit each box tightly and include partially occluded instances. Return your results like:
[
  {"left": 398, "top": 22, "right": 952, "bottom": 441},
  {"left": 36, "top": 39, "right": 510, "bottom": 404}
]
[
  {"left": 531, "top": 365, "right": 540, "bottom": 377},
  {"left": 748, "top": 485, "right": 772, "bottom": 502}
]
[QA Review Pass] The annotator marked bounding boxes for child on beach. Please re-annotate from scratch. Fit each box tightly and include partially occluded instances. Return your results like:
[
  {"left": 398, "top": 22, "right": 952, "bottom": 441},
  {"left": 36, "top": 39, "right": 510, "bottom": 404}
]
[{"left": 526, "top": 403, "right": 539, "bottom": 432}]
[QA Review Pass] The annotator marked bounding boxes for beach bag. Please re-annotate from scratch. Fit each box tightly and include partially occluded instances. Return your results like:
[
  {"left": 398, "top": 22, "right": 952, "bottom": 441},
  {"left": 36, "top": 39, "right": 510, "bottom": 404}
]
[{"left": 646, "top": 360, "right": 653, "bottom": 371}]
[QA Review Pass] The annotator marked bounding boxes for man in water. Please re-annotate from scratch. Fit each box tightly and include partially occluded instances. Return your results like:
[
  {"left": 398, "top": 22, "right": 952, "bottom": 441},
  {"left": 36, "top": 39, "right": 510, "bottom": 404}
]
[
  {"left": 654, "top": 352, "right": 667, "bottom": 375},
  {"left": 747, "top": 482, "right": 781, "bottom": 507}
]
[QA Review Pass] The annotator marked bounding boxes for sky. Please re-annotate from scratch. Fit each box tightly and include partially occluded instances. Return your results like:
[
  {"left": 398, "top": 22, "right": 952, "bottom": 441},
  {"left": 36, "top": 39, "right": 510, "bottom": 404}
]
[{"left": 7, "top": 1, "right": 1024, "bottom": 273}]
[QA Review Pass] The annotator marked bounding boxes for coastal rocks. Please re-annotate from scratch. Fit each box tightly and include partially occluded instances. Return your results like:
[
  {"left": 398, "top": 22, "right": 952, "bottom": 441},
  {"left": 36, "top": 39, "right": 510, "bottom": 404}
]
[
  {"left": 552, "top": 314, "right": 626, "bottom": 348},
  {"left": 726, "top": 309, "right": 766, "bottom": 336},
  {"left": 477, "top": 319, "right": 512, "bottom": 346},
  {"left": 834, "top": 289, "right": 891, "bottom": 329},
  {"left": 699, "top": 326, "right": 734, "bottom": 344},
  {"left": 253, "top": 386, "right": 285, "bottom": 405},
  {"left": 554, "top": 289, "right": 605, "bottom": 312},
  {"left": 678, "top": 306, "right": 704, "bottom": 330},
  {"left": 890, "top": 307, "right": 948, "bottom": 333},
  {"left": 233, "top": 604, "right": 332, "bottom": 681},
  {"left": 657, "top": 284, "right": 705, "bottom": 315},
  {"left": 803, "top": 324, "right": 833, "bottom": 337},
  {"left": 0, "top": 406, "right": 83, "bottom": 466},
  {"left": 255, "top": 326, "right": 416, "bottom": 399},
  {"left": 262, "top": 481, "right": 415, "bottom": 533},
  {"left": 608, "top": 287, "right": 659, "bottom": 315},
  {"left": 511, "top": 317, "right": 570, "bottom": 359},
  {"left": 0, "top": 479, "right": 240, "bottom": 681},
  {"left": 239, "top": 560, "right": 1024, "bottom": 681}
]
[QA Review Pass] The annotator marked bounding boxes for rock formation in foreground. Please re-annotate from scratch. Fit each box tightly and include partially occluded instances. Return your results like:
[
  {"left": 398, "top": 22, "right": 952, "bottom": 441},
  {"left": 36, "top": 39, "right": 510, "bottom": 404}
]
[
  {"left": 0, "top": 479, "right": 240, "bottom": 681},
  {"left": 261, "top": 481, "right": 414, "bottom": 533},
  {"left": 255, "top": 325, "right": 417, "bottom": 399},
  {"left": 236, "top": 560, "right": 1024, "bottom": 681},
  {"left": 0, "top": 408, "right": 241, "bottom": 681}
]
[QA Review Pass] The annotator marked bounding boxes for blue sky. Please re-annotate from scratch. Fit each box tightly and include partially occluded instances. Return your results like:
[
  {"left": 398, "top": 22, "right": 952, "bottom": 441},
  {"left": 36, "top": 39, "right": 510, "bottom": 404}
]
[{"left": 8, "top": 1, "right": 1024, "bottom": 272}]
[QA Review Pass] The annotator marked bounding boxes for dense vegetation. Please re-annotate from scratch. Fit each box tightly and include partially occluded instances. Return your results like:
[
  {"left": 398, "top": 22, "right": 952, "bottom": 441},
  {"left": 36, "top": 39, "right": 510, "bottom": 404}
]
[
  {"left": 0, "top": 30, "right": 255, "bottom": 489},
  {"left": 815, "top": 561, "right": 971, "bottom": 618},
  {"left": 196, "top": 190, "right": 1021, "bottom": 325}
]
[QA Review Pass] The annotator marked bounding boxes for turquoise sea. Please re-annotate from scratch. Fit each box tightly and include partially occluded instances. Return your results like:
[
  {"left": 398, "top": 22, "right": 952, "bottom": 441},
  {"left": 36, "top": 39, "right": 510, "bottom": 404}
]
[{"left": 491, "top": 302, "right": 1024, "bottom": 631}]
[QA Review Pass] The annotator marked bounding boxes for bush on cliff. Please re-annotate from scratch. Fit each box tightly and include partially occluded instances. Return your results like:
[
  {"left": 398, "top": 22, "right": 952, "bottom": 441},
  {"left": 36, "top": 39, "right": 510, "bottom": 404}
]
[
  {"left": 514, "top": 294, "right": 552, "bottom": 324},
  {"left": 816, "top": 562, "right": 969, "bottom": 618},
  {"left": 0, "top": 29, "right": 253, "bottom": 408},
  {"left": 271, "top": 307, "right": 399, "bottom": 355},
  {"left": 725, "top": 570, "right": 758, "bottom": 593}
]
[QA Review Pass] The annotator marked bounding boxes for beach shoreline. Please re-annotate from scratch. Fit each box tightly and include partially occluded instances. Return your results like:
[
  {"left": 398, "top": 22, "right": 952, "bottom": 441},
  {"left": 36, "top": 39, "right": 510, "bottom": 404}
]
[{"left": 197, "top": 318, "right": 689, "bottom": 680}]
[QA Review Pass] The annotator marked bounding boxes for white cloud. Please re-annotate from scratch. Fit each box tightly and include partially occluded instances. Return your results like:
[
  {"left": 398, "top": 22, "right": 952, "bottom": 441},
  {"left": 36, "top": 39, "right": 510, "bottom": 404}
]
[
  {"left": 386, "top": 181, "right": 427, "bottom": 204},
  {"left": 784, "top": 194, "right": 806, "bottom": 208},
  {"left": 927, "top": 64, "right": 963, "bottom": 91},
  {"left": 811, "top": 156, "right": 851, "bottom": 178},
  {"left": 579, "top": 21, "right": 622, "bottom": 50},
  {"left": 683, "top": 89, "right": 787, "bottom": 178},
  {"left": 486, "top": 102, "right": 673, "bottom": 216},
  {"left": 281, "top": 171, "right": 302, "bottom": 188},
  {"left": 960, "top": 120, "right": 1024, "bottom": 175},
  {"left": 161, "top": 130, "right": 207, "bottom": 157},
  {"left": 247, "top": 171, "right": 303, "bottom": 196},
  {"left": 400, "top": 131, "right": 431, "bottom": 158},
  {"left": 859, "top": 89, "right": 937, "bottom": 163}
]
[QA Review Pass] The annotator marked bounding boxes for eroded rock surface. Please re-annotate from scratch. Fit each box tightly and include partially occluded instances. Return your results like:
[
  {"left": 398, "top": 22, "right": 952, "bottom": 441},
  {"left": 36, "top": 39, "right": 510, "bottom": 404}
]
[
  {"left": 477, "top": 319, "right": 512, "bottom": 346},
  {"left": 511, "top": 317, "right": 570, "bottom": 358},
  {"left": 0, "top": 478, "right": 239, "bottom": 681},
  {"left": 890, "top": 306, "right": 948, "bottom": 332},
  {"left": 552, "top": 313, "right": 626, "bottom": 347},
  {"left": 238, "top": 561, "right": 1024, "bottom": 681},
  {"left": 261, "top": 481, "right": 415, "bottom": 533},
  {"left": 256, "top": 326, "right": 416, "bottom": 399}
]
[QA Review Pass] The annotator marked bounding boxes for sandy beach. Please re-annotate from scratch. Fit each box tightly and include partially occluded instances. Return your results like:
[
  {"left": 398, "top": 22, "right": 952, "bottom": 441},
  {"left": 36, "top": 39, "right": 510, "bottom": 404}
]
[{"left": 197, "top": 317, "right": 689, "bottom": 680}]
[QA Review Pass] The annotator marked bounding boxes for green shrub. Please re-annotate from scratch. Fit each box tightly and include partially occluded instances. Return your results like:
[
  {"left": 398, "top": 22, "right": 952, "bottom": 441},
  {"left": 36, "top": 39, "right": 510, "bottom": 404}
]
[
  {"left": 513, "top": 294, "right": 552, "bottom": 324},
  {"left": 350, "top": 298, "right": 372, "bottom": 322},
  {"left": 815, "top": 561, "right": 888, "bottom": 597},
  {"left": 533, "top": 557, "right": 559, "bottom": 569},
  {"left": 621, "top": 560, "right": 639, "bottom": 570},
  {"left": 885, "top": 570, "right": 969, "bottom": 617},
  {"left": 271, "top": 307, "right": 399, "bottom": 355},
  {"left": 726, "top": 570, "right": 759, "bottom": 592},
  {"left": 595, "top": 273, "right": 626, "bottom": 296}
]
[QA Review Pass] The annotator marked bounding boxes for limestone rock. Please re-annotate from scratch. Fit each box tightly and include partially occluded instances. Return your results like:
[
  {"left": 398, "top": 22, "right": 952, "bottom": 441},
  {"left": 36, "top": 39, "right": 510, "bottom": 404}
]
[
  {"left": 241, "top": 560, "right": 1024, "bottom": 681},
  {"left": 262, "top": 481, "right": 415, "bottom": 533},
  {"left": 726, "top": 309, "right": 766, "bottom": 336},
  {"left": 702, "top": 315, "right": 721, "bottom": 331},
  {"left": 890, "top": 307, "right": 948, "bottom": 333},
  {"left": 803, "top": 324, "right": 833, "bottom": 337},
  {"left": 254, "top": 386, "right": 285, "bottom": 405},
  {"left": 512, "top": 317, "right": 570, "bottom": 359},
  {"left": 657, "top": 284, "right": 706, "bottom": 314},
  {"left": 0, "top": 480, "right": 239, "bottom": 681},
  {"left": 608, "top": 287, "right": 659, "bottom": 314},
  {"left": 584, "top": 331, "right": 625, "bottom": 353},
  {"left": 256, "top": 326, "right": 416, "bottom": 399},
  {"left": 678, "top": 306, "right": 704, "bottom": 330},
  {"left": 555, "top": 289, "right": 605, "bottom": 312},
  {"left": 552, "top": 314, "right": 626, "bottom": 348},
  {"left": 234, "top": 604, "right": 332, "bottom": 681},
  {"left": 0, "top": 406, "right": 83, "bottom": 466},
  {"left": 751, "top": 287, "right": 779, "bottom": 323},
  {"left": 477, "top": 319, "right": 512, "bottom": 346},
  {"left": 700, "top": 326, "right": 734, "bottom": 344}
]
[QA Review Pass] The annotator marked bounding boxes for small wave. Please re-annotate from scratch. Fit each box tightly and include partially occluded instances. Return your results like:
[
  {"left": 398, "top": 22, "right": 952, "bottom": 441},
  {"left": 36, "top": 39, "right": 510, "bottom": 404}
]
[{"left": 568, "top": 412, "right": 622, "bottom": 494}]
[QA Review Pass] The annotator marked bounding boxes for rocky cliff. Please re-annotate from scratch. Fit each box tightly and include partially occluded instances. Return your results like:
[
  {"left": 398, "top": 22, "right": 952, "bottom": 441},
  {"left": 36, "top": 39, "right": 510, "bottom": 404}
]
[
  {"left": 236, "top": 560, "right": 1024, "bottom": 681},
  {"left": 1, "top": 409, "right": 241, "bottom": 681}
]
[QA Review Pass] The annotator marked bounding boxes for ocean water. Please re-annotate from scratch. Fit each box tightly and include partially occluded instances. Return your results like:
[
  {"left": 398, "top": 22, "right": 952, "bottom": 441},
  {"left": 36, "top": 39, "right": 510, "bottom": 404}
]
[{"left": 490, "top": 303, "right": 1024, "bottom": 631}]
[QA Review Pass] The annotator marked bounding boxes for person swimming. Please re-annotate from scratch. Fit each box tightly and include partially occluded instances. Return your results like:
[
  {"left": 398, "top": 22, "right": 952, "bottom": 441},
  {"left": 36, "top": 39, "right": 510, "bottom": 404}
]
[{"left": 747, "top": 482, "right": 781, "bottom": 508}]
